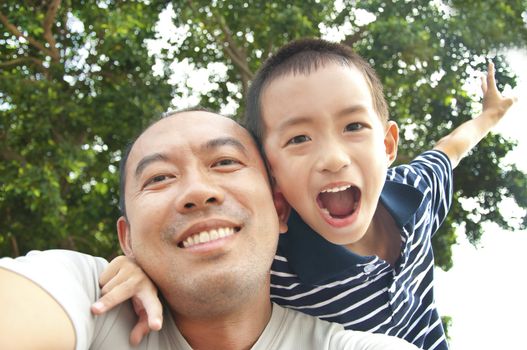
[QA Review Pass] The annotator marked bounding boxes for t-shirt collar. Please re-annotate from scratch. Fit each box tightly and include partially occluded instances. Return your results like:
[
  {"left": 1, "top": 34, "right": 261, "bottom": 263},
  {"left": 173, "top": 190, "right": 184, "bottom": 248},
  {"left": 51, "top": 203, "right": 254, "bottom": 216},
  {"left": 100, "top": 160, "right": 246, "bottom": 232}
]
[{"left": 278, "top": 180, "right": 423, "bottom": 285}]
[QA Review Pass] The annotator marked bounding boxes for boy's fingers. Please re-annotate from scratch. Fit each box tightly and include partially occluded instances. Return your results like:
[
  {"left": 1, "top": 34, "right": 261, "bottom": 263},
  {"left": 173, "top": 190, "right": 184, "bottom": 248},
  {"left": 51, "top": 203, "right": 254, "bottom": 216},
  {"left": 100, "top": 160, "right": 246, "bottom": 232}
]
[
  {"left": 91, "top": 283, "right": 133, "bottom": 315},
  {"left": 100, "top": 272, "right": 127, "bottom": 296},
  {"left": 138, "top": 292, "right": 163, "bottom": 331},
  {"left": 129, "top": 314, "right": 150, "bottom": 346},
  {"left": 480, "top": 75, "right": 487, "bottom": 93},
  {"left": 487, "top": 61, "right": 496, "bottom": 88},
  {"left": 505, "top": 96, "right": 516, "bottom": 108},
  {"left": 98, "top": 256, "right": 127, "bottom": 286}
]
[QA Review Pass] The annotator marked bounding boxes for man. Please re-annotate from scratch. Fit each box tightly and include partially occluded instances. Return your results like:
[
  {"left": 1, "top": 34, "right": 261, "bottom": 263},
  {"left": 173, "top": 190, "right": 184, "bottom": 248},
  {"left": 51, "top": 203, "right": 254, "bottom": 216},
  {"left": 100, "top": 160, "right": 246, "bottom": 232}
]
[{"left": 0, "top": 110, "right": 417, "bottom": 349}]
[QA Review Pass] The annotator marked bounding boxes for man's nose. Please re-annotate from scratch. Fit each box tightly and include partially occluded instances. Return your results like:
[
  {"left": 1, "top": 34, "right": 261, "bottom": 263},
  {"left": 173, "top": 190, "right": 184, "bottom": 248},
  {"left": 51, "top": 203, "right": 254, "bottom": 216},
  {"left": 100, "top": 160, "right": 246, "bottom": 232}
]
[
  {"left": 315, "top": 139, "right": 351, "bottom": 173},
  {"left": 175, "top": 172, "right": 225, "bottom": 212}
]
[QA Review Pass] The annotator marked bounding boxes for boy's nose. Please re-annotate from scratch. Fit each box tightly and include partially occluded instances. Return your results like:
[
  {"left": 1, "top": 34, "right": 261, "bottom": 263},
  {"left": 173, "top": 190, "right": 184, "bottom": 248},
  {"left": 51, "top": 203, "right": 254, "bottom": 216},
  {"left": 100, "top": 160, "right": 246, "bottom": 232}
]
[
  {"left": 175, "top": 172, "right": 225, "bottom": 212},
  {"left": 316, "top": 142, "right": 351, "bottom": 173}
]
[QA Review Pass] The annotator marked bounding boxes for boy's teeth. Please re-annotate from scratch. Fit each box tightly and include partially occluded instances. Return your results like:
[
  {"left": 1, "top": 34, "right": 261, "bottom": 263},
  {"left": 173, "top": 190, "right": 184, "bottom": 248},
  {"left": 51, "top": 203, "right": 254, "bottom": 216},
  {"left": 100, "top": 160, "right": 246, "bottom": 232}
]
[
  {"left": 182, "top": 227, "right": 235, "bottom": 248},
  {"left": 322, "top": 185, "right": 351, "bottom": 193}
]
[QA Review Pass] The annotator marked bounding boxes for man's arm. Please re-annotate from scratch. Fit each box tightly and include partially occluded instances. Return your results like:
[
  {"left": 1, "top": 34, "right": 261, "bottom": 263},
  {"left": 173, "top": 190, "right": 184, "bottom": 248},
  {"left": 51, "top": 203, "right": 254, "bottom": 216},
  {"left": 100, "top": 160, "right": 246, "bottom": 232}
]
[
  {"left": 434, "top": 62, "right": 516, "bottom": 169},
  {"left": 0, "top": 267, "right": 75, "bottom": 350}
]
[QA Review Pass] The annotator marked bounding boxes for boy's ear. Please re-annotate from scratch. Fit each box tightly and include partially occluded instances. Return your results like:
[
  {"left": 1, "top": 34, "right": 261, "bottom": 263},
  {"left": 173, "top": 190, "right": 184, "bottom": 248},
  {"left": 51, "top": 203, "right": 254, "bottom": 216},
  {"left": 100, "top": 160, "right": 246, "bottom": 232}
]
[
  {"left": 384, "top": 121, "right": 399, "bottom": 165},
  {"left": 117, "top": 216, "right": 135, "bottom": 258},
  {"left": 272, "top": 187, "right": 290, "bottom": 234}
]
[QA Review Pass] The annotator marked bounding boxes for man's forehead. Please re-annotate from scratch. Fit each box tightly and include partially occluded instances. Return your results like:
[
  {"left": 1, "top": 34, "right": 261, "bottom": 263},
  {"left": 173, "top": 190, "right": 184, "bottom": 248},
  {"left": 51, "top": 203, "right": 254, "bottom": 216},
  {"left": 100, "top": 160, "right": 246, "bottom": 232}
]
[{"left": 129, "top": 111, "right": 257, "bottom": 161}]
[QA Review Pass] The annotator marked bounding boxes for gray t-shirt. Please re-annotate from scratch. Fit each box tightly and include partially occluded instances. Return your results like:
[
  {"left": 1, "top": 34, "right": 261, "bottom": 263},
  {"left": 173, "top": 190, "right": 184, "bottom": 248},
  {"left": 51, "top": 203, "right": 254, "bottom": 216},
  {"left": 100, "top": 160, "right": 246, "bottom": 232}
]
[{"left": 0, "top": 250, "right": 417, "bottom": 349}]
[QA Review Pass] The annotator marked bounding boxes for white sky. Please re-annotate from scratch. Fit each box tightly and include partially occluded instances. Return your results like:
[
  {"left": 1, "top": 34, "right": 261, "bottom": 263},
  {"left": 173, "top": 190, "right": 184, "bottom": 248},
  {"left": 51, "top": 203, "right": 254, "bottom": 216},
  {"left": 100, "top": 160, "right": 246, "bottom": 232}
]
[{"left": 435, "top": 50, "right": 527, "bottom": 349}]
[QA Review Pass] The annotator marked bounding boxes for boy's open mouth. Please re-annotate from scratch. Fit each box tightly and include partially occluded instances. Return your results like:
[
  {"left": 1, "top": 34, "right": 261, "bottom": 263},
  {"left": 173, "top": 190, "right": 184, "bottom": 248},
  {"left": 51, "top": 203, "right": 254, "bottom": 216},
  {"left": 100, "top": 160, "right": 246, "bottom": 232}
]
[{"left": 316, "top": 185, "right": 361, "bottom": 219}]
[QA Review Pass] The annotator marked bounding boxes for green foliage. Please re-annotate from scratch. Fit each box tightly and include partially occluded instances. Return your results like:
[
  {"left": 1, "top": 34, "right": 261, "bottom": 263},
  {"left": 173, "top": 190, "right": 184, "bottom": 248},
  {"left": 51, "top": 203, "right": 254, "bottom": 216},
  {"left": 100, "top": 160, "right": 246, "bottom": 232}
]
[
  {"left": 2, "top": 1, "right": 526, "bottom": 270},
  {"left": 441, "top": 315, "right": 453, "bottom": 341},
  {"left": 152, "top": 0, "right": 527, "bottom": 270},
  {"left": 1, "top": 0, "right": 172, "bottom": 258}
]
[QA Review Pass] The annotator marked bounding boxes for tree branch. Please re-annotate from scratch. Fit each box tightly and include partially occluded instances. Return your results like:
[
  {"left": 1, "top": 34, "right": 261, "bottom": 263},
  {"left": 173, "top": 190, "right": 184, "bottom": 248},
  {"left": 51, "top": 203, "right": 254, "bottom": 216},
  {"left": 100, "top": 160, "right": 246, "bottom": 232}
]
[
  {"left": 186, "top": 0, "right": 254, "bottom": 89},
  {"left": 343, "top": 26, "right": 367, "bottom": 47},
  {"left": 0, "top": 130, "right": 27, "bottom": 164},
  {"left": 10, "top": 235, "right": 20, "bottom": 257},
  {"left": 0, "top": 56, "right": 45, "bottom": 69},
  {"left": 42, "top": 0, "right": 61, "bottom": 62},
  {"left": 212, "top": 11, "right": 254, "bottom": 80},
  {"left": 0, "top": 146, "right": 27, "bottom": 164},
  {"left": 0, "top": 11, "right": 54, "bottom": 58}
]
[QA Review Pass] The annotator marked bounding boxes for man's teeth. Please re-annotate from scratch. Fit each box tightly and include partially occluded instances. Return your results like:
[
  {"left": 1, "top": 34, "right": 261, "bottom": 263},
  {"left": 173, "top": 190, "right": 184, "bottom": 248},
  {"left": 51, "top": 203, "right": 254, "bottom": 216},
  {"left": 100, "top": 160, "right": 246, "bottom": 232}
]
[
  {"left": 182, "top": 227, "right": 235, "bottom": 248},
  {"left": 321, "top": 184, "right": 351, "bottom": 193}
]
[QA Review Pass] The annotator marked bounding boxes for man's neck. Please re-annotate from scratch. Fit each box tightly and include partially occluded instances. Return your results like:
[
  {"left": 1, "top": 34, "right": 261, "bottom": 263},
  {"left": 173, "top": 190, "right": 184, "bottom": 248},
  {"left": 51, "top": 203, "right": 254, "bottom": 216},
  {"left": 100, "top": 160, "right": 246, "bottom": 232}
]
[{"left": 173, "top": 293, "right": 273, "bottom": 350}]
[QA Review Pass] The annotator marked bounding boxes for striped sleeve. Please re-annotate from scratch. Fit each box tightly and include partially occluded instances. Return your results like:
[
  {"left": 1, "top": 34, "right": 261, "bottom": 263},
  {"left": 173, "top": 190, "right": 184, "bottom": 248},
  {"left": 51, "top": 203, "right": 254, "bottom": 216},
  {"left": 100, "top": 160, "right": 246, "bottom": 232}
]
[{"left": 389, "top": 150, "right": 453, "bottom": 237}]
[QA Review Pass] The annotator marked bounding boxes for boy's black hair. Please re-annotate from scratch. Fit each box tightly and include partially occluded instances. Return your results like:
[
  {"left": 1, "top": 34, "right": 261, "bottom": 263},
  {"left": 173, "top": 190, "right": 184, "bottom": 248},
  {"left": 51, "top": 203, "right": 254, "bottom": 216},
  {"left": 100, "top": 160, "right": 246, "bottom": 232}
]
[{"left": 244, "top": 38, "right": 389, "bottom": 150}]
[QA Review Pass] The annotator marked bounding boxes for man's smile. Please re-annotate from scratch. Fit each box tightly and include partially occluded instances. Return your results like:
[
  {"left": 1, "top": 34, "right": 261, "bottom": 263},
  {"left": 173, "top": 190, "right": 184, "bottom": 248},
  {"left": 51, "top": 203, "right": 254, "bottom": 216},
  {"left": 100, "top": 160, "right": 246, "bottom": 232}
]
[{"left": 180, "top": 226, "right": 237, "bottom": 248}]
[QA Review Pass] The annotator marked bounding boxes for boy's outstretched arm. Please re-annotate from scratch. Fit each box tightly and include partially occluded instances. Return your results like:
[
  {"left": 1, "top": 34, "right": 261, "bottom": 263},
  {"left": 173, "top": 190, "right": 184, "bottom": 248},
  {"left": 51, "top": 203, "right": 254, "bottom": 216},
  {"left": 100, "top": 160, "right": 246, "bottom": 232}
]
[
  {"left": 91, "top": 255, "right": 163, "bottom": 346},
  {"left": 434, "top": 62, "right": 517, "bottom": 169}
]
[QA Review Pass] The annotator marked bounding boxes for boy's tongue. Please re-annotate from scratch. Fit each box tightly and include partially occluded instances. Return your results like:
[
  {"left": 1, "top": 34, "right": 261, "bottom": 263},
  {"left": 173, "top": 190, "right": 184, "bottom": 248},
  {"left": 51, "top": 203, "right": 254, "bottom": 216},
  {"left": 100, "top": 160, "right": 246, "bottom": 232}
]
[{"left": 318, "top": 188, "right": 357, "bottom": 217}]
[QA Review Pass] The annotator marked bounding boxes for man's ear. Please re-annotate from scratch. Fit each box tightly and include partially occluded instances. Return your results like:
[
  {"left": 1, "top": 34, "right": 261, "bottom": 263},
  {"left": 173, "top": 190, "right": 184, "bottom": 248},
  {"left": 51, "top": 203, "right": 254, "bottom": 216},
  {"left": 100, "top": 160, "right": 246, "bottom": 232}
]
[
  {"left": 273, "top": 187, "right": 290, "bottom": 234},
  {"left": 384, "top": 120, "right": 399, "bottom": 165},
  {"left": 117, "top": 216, "right": 135, "bottom": 258}
]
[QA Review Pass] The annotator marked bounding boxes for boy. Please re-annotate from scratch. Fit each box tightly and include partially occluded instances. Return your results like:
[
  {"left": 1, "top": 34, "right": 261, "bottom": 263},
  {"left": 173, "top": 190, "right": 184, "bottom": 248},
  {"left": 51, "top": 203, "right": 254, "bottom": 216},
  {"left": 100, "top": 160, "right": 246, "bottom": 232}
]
[{"left": 94, "top": 39, "right": 515, "bottom": 349}]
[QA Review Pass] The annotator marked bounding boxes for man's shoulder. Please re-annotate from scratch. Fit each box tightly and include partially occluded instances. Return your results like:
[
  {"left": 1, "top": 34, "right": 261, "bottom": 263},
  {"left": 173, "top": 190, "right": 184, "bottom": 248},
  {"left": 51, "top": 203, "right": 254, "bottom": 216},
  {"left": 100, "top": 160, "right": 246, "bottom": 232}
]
[
  {"left": 260, "top": 304, "right": 417, "bottom": 350},
  {"left": 0, "top": 249, "right": 108, "bottom": 280}
]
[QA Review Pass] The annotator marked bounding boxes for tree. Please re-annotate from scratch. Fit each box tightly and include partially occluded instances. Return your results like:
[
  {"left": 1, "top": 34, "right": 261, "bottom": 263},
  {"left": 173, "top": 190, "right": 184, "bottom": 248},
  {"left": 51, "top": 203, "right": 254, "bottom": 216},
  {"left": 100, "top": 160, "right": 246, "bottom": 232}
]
[
  {"left": 0, "top": 0, "right": 172, "bottom": 258},
  {"left": 153, "top": 0, "right": 527, "bottom": 270},
  {"left": 2, "top": 0, "right": 526, "bottom": 271}
]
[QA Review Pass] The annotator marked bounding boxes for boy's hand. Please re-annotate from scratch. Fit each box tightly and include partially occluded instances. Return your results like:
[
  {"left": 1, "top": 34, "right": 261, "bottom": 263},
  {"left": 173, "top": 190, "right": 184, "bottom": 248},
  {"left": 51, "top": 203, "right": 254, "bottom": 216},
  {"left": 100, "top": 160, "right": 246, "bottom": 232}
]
[
  {"left": 481, "top": 61, "right": 516, "bottom": 119},
  {"left": 434, "top": 60, "right": 516, "bottom": 168},
  {"left": 90, "top": 255, "right": 163, "bottom": 346}
]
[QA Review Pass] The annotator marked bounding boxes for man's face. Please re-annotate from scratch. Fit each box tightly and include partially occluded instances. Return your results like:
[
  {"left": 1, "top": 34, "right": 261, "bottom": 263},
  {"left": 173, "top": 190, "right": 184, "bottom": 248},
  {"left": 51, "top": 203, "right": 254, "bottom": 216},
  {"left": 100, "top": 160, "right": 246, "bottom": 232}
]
[
  {"left": 261, "top": 63, "right": 398, "bottom": 250},
  {"left": 118, "top": 111, "right": 284, "bottom": 317}
]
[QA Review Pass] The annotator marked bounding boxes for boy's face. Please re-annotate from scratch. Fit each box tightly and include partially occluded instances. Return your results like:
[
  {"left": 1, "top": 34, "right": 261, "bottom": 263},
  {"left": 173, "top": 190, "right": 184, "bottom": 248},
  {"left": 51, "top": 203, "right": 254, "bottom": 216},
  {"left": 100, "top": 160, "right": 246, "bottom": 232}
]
[{"left": 261, "top": 63, "right": 398, "bottom": 248}]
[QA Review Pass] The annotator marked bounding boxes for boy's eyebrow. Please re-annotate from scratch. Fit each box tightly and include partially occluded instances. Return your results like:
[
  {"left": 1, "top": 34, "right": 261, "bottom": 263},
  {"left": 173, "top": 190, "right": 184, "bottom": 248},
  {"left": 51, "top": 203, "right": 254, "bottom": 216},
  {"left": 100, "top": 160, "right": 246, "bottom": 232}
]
[
  {"left": 202, "top": 137, "right": 249, "bottom": 156},
  {"left": 135, "top": 153, "right": 169, "bottom": 179},
  {"left": 277, "top": 104, "right": 370, "bottom": 132},
  {"left": 276, "top": 116, "right": 312, "bottom": 132},
  {"left": 336, "top": 104, "right": 369, "bottom": 118}
]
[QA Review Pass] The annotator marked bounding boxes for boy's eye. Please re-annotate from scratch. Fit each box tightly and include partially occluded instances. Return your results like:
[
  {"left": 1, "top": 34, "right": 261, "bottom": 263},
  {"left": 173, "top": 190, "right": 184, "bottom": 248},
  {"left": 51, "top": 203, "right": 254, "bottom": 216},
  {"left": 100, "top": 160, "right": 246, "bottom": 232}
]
[
  {"left": 286, "top": 135, "right": 311, "bottom": 146},
  {"left": 344, "top": 123, "right": 363, "bottom": 132}
]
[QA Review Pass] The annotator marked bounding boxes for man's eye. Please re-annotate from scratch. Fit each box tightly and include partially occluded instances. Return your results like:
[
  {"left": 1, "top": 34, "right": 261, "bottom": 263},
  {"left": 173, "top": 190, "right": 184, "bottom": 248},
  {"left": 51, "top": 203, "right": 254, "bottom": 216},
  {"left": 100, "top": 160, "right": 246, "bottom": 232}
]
[
  {"left": 212, "top": 158, "right": 242, "bottom": 167},
  {"left": 344, "top": 123, "right": 363, "bottom": 132},
  {"left": 145, "top": 174, "right": 170, "bottom": 187},
  {"left": 286, "top": 135, "right": 311, "bottom": 146}
]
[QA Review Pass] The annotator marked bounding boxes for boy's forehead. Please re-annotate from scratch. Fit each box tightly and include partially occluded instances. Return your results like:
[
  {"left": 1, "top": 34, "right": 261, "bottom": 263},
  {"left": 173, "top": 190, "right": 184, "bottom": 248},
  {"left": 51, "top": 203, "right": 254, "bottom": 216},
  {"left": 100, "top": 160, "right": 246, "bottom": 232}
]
[{"left": 262, "top": 63, "right": 374, "bottom": 113}]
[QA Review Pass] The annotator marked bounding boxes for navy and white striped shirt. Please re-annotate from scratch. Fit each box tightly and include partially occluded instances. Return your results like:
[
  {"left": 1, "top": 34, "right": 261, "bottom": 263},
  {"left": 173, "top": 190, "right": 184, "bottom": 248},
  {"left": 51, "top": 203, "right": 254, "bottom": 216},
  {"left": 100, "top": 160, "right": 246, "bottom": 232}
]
[{"left": 270, "top": 150, "right": 453, "bottom": 350}]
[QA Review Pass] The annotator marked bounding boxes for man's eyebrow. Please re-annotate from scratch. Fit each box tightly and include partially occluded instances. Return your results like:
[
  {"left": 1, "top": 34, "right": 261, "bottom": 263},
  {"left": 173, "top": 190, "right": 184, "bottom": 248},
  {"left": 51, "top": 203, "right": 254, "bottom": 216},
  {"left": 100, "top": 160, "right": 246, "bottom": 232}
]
[
  {"left": 135, "top": 153, "right": 169, "bottom": 179},
  {"left": 202, "top": 137, "right": 248, "bottom": 155}
]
